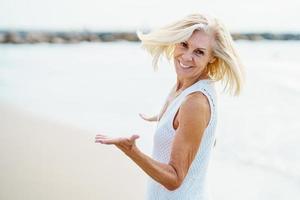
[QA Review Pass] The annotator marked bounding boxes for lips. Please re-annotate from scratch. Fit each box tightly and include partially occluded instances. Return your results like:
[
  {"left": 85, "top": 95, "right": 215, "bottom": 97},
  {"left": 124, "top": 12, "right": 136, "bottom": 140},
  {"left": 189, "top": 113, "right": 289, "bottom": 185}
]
[{"left": 178, "top": 60, "right": 193, "bottom": 70}]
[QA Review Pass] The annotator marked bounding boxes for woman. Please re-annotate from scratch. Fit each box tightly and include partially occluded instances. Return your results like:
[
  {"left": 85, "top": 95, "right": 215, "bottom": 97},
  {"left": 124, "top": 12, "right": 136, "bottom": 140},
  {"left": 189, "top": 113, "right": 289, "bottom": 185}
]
[{"left": 95, "top": 13, "right": 244, "bottom": 199}]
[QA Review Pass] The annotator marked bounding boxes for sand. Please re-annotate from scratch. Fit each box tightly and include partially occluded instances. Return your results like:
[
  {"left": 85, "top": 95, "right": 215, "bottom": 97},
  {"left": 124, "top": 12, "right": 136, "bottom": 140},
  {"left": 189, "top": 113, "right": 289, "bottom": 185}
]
[{"left": 0, "top": 103, "right": 147, "bottom": 200}]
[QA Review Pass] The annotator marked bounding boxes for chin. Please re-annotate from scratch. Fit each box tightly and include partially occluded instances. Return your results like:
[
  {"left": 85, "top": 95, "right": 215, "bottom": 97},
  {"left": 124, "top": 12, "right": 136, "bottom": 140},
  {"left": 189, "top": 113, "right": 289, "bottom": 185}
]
[{"left": 175, "top": 63, "right": 194, "bottom": 78}]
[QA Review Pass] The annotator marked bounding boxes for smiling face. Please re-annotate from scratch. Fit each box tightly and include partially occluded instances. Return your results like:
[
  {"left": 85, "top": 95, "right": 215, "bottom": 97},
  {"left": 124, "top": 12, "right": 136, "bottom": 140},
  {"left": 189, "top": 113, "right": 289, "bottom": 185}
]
[{"left": 173, "top": 30, "right": 216, "bottom": 81}]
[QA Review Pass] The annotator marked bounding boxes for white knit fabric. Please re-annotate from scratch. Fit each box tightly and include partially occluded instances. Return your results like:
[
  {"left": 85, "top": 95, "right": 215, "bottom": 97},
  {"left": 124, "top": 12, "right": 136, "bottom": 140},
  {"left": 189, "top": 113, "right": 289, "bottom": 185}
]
[{"left": 146, "top": 79, "right": 217, "bottom": 200}]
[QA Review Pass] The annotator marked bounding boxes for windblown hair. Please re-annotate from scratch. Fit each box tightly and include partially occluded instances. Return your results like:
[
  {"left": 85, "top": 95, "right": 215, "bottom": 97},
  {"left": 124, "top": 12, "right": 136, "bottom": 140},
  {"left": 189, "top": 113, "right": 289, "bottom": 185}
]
[{"left": 137, "top": 14, "right": 245, "bottom": 95}]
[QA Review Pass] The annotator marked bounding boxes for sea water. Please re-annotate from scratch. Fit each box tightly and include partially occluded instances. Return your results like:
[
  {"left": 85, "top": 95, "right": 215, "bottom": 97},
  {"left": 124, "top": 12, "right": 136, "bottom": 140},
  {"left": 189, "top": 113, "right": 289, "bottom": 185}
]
[{"left": 0, "top": 41, "right": 300, "bottom": 199}]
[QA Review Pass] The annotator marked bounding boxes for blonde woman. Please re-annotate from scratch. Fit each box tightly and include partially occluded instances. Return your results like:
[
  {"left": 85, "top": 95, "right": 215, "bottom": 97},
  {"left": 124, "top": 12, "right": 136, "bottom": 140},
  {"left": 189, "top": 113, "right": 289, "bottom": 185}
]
[{"left": 95, "top": 13, "right": 244, "bottom": 200}]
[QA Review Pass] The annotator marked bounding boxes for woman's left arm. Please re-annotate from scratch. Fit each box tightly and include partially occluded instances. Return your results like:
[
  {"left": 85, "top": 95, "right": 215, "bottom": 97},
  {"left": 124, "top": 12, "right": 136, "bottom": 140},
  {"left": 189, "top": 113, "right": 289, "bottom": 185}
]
[{"left": 95, "top": 92, "right": 210, "bottom": 191}]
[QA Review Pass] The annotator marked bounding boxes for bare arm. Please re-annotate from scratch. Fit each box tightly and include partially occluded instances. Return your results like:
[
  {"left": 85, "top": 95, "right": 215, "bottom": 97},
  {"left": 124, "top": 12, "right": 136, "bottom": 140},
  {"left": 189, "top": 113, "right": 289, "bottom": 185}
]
[{"left": 95, "top": 92, "right": 210, "bottom": 190}]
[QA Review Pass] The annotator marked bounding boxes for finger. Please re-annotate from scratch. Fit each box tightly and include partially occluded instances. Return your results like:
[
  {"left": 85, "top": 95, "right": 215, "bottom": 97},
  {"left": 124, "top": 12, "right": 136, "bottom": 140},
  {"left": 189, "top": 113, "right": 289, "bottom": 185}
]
[
  {"left": 95, "top": 135, "right": 110, "bottom": 143},
  {"left": 98, "top": 138, "right": 122, "bottom": 145},
  {"left": 95, "top": 134, "right": 108, "bottom": 137},
  {"left": 95, "top": 139, "right": 104, "bottom": 144},
  {"left": 95, "top": 138, "right": 114, "bottom": 144},
  {"left": 95, "top": 135, "right": 109, "bottom": 140},
  {"left": 130, "top": 134, "right": 140, "bottom": 142},
  {"left": 95, "top": 136, "right": 108, "bottom": 139},
  {"left": 94, "top": 137, "right": 107, "bottom": 142}
]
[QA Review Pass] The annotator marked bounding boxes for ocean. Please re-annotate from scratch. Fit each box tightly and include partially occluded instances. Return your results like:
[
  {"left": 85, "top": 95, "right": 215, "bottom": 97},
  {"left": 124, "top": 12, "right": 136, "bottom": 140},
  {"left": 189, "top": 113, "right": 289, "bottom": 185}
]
[{"left": 0, "top": 41, "right": 300, "bottom": 199}]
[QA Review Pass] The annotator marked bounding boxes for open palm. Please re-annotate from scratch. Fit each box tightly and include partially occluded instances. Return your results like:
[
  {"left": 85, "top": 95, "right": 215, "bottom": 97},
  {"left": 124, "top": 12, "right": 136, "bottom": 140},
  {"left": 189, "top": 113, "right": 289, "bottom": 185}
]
[{"left": 95, "top": 134, "right": 140, "bottom": 152}]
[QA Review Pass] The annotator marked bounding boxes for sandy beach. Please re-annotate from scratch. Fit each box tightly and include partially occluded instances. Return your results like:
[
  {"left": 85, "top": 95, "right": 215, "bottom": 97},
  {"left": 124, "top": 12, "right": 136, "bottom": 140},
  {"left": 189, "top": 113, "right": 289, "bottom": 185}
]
[{"left": 0, "top": 102, "right": 146, "bottom": 200}]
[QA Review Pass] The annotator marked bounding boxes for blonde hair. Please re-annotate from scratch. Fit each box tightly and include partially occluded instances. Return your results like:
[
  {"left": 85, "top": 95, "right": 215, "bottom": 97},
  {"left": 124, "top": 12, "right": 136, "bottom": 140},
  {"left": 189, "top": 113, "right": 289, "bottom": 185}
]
[{"left": 137, "top": 14, "right": 245, "bottom": 95}]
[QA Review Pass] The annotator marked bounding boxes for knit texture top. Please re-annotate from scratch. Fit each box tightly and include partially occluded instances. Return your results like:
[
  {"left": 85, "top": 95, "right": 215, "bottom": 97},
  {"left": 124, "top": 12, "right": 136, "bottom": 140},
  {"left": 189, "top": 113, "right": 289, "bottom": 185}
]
[{"left": 146, "top": 79, "right": 217, "bottom": 200}]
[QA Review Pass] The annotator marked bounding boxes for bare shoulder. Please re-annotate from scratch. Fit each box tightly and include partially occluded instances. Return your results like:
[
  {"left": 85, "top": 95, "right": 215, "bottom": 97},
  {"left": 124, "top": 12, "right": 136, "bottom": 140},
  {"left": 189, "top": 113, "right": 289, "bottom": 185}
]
[
  {"left": 173, "top": 91, "right": 211, "bottom": 131},
  {"left": 180, "top": 92, "right": 210, "bottom": 114},
  {"left": 175, "top": 91, "right": 211, "bottom": 129}
]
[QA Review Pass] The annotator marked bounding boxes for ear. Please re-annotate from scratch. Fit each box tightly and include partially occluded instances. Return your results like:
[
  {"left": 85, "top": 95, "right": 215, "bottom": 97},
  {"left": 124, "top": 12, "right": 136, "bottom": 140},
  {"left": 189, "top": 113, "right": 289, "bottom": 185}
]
[{"left": 209, "top": 57, "right": 216, "bottom": 64}]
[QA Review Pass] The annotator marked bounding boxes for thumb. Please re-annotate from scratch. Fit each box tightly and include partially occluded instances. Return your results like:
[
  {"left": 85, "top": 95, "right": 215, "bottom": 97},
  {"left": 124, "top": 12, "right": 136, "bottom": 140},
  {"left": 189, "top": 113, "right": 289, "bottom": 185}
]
[{"left": 130, "top": 134, "right": 140, "bottom": 142}]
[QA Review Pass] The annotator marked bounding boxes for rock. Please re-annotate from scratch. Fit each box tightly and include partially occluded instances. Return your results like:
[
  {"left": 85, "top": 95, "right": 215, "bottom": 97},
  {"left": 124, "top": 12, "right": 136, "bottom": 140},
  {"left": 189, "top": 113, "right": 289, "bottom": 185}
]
[
  {"left": 0, "top": 33, "right": 5, "bottom": 43},
  {"left": 0, "top": 30, "right": 299, "bottom": 44},
  {"left": 50, "top": 37, "right": 65, "bottom": 44},
  {"left": 5, "top": 32, "right": 26, "bottom": 44},
  {"left": 26, "top": 32, "right": 49, "bottom": 43}
]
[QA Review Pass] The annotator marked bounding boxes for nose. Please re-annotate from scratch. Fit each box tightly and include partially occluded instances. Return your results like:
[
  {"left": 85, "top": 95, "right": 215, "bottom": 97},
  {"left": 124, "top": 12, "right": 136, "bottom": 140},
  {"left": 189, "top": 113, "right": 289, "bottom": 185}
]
[{"left": 181, "top": 51, "right": 193, "bottom": 62}]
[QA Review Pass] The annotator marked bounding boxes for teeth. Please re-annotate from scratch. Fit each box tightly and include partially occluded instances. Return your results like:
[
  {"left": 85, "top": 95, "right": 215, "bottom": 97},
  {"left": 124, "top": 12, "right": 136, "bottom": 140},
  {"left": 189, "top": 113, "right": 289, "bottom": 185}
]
[{"left": 179, "top": 61, "right": 191, "bottom": 69}]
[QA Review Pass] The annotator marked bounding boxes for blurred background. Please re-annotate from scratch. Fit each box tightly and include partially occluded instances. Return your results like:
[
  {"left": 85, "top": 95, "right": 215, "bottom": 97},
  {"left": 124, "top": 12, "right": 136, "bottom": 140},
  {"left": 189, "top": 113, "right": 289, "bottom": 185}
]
[{"left": 1, "top": 0, "right": 300, "bottom": 199}]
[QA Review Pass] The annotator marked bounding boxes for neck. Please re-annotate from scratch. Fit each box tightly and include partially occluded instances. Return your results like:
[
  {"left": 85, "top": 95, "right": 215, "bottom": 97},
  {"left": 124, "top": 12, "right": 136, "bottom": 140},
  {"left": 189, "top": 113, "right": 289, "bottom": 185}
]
[{"left": 175, "top": 75, "right": 209, "bottom": 92}]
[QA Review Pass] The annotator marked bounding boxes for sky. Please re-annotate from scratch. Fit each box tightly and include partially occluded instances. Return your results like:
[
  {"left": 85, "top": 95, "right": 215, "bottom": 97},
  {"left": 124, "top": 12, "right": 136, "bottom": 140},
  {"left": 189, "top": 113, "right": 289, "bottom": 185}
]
[{"left": 0, "top": 0, "right": 299, "bottom": 32}]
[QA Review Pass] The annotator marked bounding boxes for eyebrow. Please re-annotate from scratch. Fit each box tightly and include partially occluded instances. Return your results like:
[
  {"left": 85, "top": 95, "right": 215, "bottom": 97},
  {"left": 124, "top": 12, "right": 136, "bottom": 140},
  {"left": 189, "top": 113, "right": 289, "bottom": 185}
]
[
  {"left": 183, "top": 41, "right": 207, "bottom": 51},
  {"left": 195, "top": 47, "right": 207, "bottom": 51}
]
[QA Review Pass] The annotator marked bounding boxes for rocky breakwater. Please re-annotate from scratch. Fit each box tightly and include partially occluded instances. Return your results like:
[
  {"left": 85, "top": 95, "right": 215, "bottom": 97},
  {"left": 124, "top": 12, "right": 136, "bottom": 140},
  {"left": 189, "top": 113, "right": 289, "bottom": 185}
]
[
  {"left": 0, "top": 31, "right": 139, "bottom": 44},
  {"left": 0, "top": 30, "right": 300, "bottom": 44}
]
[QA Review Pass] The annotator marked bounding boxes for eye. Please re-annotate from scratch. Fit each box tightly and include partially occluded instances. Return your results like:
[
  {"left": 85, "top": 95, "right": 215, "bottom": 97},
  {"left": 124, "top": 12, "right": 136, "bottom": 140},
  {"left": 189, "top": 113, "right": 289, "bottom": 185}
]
[
  {"left": 180, "top": 42, "right": 188, "bottom": 48},
  {"left": 194, "top": 49, "right": 204, "bottom": 56}
]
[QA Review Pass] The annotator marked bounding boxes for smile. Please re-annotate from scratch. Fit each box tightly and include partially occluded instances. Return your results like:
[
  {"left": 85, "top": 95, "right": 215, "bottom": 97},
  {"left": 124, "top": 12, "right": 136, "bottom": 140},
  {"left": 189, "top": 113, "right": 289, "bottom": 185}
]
[{"left": 179, "top": 61, "right": 193, "bottom": 70}]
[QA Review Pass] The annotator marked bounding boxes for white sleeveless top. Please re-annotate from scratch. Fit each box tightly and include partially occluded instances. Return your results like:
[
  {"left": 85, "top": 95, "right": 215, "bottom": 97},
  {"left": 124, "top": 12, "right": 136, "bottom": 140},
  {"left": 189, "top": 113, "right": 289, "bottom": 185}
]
[{"left": 146, "top": 79, "right": 217, "bottom": 200}]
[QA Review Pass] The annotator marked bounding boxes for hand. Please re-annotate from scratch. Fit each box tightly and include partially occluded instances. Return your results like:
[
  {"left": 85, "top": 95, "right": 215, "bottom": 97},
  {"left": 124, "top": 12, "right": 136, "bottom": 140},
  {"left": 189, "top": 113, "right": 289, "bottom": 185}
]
[
  {"left": 95, "top": 134, "right": 140, "bottom": 153},
  {"left": 139, "top": 113, "right": 158, "bottom": 122}
]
